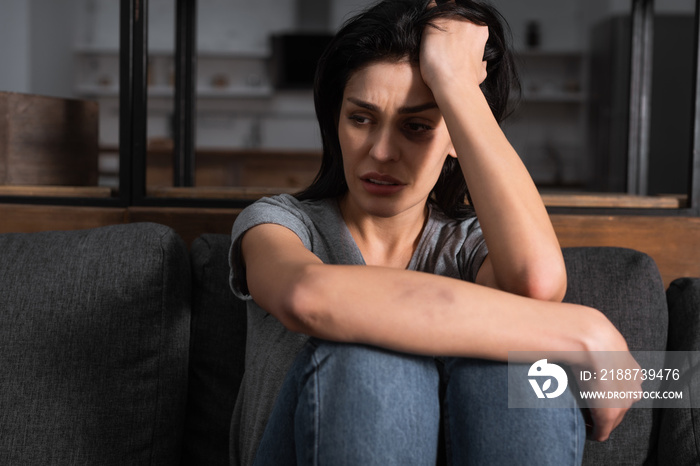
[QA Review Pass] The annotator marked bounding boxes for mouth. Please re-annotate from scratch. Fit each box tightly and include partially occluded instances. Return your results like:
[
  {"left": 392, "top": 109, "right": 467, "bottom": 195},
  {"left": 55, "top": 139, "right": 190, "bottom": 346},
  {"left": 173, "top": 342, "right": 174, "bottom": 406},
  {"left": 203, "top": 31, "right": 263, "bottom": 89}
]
[
  {"left": 366, "top": 178, "right": 397, "bottom": 186},
  {"left": 359, "top": 172, "right": 405, "bottom": 195},
  {"left": 361, "top": 173, "right": 403, "bottom": 186}
]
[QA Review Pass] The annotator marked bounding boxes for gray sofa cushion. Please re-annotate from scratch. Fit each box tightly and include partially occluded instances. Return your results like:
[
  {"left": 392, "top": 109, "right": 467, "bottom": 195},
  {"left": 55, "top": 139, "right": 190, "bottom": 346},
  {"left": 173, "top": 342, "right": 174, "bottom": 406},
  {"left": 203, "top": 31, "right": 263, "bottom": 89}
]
[
  {"left": 657, "top": 277, "right": 700, "bottom": 466},
  {"left": 182, "top": 234, "right": 246, "bottom": 466},
  {"left": 0, "top": 223, "right": 190, "bottom": 466},
  {"left": 563, "top": 247, "right": 668, "bottom": 466}
]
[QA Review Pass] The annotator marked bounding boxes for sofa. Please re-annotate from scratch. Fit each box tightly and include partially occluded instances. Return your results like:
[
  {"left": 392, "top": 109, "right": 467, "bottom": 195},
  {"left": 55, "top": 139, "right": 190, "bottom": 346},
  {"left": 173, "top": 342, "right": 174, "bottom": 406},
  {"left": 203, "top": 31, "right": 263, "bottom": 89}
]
[{"left": 0, "top": 221, "right": 698, "bottom": 465}]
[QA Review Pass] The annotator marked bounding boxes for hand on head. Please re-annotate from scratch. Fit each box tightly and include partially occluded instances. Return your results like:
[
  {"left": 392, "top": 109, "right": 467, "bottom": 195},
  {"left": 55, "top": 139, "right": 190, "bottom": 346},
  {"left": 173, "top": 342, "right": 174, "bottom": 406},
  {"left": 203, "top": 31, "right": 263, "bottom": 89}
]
[{"left": 419, "top": 15, "right": 489, "bottom": 91}]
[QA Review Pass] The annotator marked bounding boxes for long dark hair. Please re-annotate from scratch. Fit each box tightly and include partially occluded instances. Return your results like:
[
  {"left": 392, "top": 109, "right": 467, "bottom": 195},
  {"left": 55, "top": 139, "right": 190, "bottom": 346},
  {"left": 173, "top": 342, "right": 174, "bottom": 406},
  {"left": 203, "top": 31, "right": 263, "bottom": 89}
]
[{"left": 296, "top": 0, "right": 520, "bottom": 219}]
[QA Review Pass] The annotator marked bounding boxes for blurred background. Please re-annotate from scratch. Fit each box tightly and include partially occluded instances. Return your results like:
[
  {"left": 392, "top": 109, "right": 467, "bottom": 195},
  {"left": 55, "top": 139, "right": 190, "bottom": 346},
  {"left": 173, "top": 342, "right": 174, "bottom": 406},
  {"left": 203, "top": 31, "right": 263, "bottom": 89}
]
[{"left": 0, "top": 0, "right": 694, "bottom": 199}]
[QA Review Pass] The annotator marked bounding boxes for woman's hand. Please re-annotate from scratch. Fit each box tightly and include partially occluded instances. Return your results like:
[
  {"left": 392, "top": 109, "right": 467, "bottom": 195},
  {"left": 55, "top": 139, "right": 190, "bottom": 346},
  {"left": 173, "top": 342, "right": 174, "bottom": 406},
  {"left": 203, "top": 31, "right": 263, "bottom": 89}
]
[
  {"left": 419, "top": 17, "right": 488, "bottom": 92},
  {"left": 568, "top": 316, "right": 643, "bottom": 441},
  {"left": 577, "top": 351, "right": 643, "bottom": 441}
]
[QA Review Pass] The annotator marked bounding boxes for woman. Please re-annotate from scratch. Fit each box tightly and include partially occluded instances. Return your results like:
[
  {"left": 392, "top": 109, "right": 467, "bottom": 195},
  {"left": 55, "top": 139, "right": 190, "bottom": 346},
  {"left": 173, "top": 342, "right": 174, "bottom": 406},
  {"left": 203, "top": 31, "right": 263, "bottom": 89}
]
[{"left": 229, "top": 1, "right": 640, "bottom": 464}]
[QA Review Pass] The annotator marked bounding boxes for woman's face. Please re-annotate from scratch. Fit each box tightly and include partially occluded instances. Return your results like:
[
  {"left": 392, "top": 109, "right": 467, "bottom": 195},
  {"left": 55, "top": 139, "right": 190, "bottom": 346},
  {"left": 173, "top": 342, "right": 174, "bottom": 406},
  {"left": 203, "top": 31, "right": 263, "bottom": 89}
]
[{"left": 338, "top": 59, "right": 455, "bottom": 220}]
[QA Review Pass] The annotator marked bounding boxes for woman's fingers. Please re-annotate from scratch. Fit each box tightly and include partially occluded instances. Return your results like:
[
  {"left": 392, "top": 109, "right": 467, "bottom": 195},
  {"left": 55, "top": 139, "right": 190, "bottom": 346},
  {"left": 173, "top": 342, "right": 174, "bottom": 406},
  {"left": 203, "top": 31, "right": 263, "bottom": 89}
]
[{"left": 420, "top": 18, "right": 489, "bottom": 89}]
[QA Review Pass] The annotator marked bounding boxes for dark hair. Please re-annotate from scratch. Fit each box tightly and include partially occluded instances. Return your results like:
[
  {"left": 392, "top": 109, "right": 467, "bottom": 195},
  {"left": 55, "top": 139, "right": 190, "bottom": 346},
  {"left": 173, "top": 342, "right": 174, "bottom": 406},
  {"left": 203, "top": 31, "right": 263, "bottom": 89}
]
[{"left": 296, "top": 0, "right": 520, "bottom": 219}]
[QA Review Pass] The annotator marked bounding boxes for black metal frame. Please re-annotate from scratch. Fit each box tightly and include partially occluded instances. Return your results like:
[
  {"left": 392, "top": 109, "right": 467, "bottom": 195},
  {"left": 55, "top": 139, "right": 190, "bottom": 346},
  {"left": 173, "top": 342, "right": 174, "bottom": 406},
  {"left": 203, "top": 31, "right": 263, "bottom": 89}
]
[
  {"left": 120, "top": 0, "right": 148, "bottom": 205},
  {"left": 690, "top": 0, "right": 700, "bottom": 212},
  {"left": 0, "top": 0, "right": 698, "bottom": 215},
  {"left": 626, "top": 0, "right": 654, "bottom": 196},
  {"left": 173, "top": 0, "right": 197, "bottom": 188}
]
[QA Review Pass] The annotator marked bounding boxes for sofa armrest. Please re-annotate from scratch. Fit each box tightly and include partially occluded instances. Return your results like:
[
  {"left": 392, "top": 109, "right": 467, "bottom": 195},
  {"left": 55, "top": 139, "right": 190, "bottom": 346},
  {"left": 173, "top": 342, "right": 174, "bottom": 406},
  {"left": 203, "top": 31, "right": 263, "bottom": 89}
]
[
  {"left": 562, "top": 247, "right": 668, "bottom": 466},
  {"left": 0, "top": 223, "right": 190, "bottom": 465},
  {"left": 657, "top": 277, "right": 700, "bottom": 466}
]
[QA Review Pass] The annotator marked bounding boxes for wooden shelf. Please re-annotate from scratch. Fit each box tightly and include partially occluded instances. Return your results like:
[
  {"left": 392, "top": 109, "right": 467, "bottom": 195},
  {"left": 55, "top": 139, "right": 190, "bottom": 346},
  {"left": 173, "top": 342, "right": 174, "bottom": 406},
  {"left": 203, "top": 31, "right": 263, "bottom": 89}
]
[
  {"left": 146, "top": 189, "right": 685, "bottom": 209},
  {"left": 147, "top": 186, "right": 296, "bottom": 200},
  {"left": 0, "top": 183, "right": 684, "bottom": 211},
  {"left": 0, "top": 182, "right": 685, "bottom": 211},
  {"left": 75, "top": 84, "right": 273, "bottom": 99},
  {"left": 541, "top": 193, "right": 686, "bottom": 209},
  {"left": 0, "top": 185, "right": 114, "bottom": 198}
]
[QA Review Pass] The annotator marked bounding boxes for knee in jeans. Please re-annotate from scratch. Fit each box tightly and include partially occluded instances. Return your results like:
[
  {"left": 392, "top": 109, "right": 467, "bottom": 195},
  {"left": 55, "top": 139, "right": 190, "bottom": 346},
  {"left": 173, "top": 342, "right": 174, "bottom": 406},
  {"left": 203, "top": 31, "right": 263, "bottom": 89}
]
[
  {"left": 442, "top": 358, "right": 510, "bottom": 396},
  {"left": 309, "top": 339, "right": 438, "bottom": 396},
  {"left": 444, "top": 357, "right": 579, "bottom": 410}
]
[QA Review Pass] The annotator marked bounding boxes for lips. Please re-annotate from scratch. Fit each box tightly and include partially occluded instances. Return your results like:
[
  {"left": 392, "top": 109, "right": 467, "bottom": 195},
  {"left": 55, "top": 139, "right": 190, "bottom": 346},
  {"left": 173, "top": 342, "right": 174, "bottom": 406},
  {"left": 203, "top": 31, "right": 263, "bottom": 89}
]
[
  {"left": 361, "top": 172, "right": 403, "bottom": 186},
  {"left": 360, "top": 172, "right": 405, "bottom": 195}
]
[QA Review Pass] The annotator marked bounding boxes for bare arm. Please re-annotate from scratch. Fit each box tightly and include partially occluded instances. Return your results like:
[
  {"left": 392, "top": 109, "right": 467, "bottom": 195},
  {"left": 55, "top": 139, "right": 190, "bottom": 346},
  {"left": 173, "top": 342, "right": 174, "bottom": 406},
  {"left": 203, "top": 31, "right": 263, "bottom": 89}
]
[
  {"left": 242, "top": 223, "right": 619, "bottom": 360},
  {"left": 241, "top": 222, "right": 640, "bottom": 441},
  {"left": 420, "top": 19, "right": 566, "bottom": 301}
]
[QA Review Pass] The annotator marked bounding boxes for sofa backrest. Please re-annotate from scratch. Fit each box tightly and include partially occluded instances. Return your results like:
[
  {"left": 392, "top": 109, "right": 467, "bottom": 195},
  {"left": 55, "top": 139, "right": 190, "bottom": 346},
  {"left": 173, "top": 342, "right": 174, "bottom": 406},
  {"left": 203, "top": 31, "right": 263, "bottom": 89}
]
[
  {"left": 0, "top": 223, "right": 191, "bottom": 466},
  {"left": 562, "top": 247, "right": 668, "bottom": 465},
  {"left": 0, "top": 222, "right": 678, "bottom": 466},
  {"left": 182, "top": 234, "right": 247, "bottom": 466}
]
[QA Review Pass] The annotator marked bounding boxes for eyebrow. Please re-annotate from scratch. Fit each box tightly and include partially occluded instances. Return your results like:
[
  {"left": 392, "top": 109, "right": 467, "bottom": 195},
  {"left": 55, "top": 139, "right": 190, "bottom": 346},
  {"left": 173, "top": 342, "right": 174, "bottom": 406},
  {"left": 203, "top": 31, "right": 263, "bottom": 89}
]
[{"left": 346, "top": 97, "right": 438, "bottom": 114}]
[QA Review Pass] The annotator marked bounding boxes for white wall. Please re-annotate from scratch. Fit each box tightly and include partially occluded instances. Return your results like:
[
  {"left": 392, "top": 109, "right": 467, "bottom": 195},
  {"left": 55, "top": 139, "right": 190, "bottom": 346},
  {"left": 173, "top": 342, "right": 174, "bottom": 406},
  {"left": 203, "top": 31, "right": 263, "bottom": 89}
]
[
  {"left": 0, "top": 0, "right": 30, "bottom": 93},
  {"left": 30, "top": 0, "right": 80, "bottom": 98},
  {"left": 0, "top": 0, "right": 79, "bottom": 98},
  {"left": 75, "top": 0, "right": 297, "bottom": 53},
  {"left": 196, "top": 0, "right": 295, "bottom": 52},
  {"left": 332, "top": 0, "right": 596, "bottom": 51}
]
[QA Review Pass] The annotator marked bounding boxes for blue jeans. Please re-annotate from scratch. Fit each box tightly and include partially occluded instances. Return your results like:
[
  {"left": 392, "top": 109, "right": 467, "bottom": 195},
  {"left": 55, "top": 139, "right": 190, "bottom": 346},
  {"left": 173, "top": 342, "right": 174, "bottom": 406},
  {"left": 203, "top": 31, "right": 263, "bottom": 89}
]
[{"left": 253, "top": 339, "right": 585, "bottom": 465}]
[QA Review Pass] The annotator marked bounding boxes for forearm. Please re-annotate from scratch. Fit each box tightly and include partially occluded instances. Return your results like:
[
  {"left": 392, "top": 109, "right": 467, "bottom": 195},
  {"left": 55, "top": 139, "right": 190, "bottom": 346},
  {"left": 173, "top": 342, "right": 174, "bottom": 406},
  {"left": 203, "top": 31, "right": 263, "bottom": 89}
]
[
  {"left": 433, "top": 83, "right": 565, "bottom": 299},
  {"left": 283, "top": 262, "right": 609, "bottom": 361}
]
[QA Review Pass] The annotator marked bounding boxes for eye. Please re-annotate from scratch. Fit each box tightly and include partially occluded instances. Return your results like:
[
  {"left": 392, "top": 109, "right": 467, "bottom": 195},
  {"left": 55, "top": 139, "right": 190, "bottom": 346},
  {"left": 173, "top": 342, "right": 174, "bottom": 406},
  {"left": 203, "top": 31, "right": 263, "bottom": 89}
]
[
  {"left": 405, "top": 122, "right": 432, "bottom": 133},
  {"left": 403, "top": 120, "right": 435, "bottom": 137},
  {"left": 348, "top": 114, "right": 372, "bottom": 125}
]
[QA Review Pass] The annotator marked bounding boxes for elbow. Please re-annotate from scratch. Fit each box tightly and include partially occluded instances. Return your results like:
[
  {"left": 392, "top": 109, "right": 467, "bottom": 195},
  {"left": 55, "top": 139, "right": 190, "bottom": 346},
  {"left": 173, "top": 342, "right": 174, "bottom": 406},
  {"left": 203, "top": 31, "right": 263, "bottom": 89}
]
[
  {"left": 274, "top": 264, "right": 327, "bottom": 334},
  {"left": 522, "top": 271, "right": 567, "bottom": 302},
  {"left": 504, "top": 260, "right": 567, "bottom": 302}
]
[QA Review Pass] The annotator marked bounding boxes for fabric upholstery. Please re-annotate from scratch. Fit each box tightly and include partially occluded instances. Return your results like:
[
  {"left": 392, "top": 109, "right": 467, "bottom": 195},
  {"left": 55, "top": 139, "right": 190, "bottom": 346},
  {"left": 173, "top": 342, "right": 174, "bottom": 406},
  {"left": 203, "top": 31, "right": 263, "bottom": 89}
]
[
  {"left": 182, "top": 234, "right": 246, "bottom": 466},
  {"left": 0, "top": 220, "right": 684, "bottom": 466},
  {"left": 657, "top": 278, "right": 700, "bottom": 466},
  {"left": 0, "top": 223, "right": 190, "bottom": 466},
  {"left": 562, "top": 247, "right": 668, "bottom": 466}
]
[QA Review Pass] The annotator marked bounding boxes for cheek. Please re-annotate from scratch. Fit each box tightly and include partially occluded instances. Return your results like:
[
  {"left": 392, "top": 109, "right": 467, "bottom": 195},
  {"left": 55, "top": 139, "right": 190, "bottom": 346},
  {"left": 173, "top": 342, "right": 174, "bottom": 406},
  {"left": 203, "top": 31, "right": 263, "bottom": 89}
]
[
  {"left": 337, "top": 126, "right": 360, "bottom": 179},
  {"left": 338, "top": 124, "right": 366, "bottom": 160}
]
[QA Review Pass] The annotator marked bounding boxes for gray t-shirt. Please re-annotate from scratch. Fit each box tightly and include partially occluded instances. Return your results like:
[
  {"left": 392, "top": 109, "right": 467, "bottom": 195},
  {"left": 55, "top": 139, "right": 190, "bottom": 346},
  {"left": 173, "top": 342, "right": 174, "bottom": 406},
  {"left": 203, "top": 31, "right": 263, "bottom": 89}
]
[{"left": 228, "top": 194, "right": 488, "bottom": 466}]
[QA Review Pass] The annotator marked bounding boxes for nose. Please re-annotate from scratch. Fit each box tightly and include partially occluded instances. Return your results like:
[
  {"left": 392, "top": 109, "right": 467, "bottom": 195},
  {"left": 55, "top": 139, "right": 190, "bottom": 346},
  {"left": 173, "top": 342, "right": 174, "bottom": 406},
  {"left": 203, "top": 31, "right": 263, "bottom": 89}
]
[{"left": 368, "top": 126, "right": 400, "bottom": 163}]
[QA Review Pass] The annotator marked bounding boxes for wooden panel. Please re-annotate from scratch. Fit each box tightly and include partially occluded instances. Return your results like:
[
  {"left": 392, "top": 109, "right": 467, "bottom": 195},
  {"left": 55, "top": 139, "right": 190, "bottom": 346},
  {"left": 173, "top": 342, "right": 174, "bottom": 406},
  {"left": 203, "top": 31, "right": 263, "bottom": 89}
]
[
  {"left": 552, "top": 214, "right": 700, "bottom": 287},
  {"left": 146, "top": 186, "right": 296, "bottom": 199},
  {"left": 542, "top": 193, "right": 685, "bottom": 208},
  {"left": 0, "top": 186, "right": 113, "bottom": 197},
  {"left": 0, "top": 92, "right": 99, "bottom": 186},
  {"left": 126, "top": 207, "right": 242, "bottom": 246},
  {"left": 1, "top": 202, "right": 697, "bottom": 288},
  {"left": 0, "top": 204, "right": 126, "bottom": 234}
]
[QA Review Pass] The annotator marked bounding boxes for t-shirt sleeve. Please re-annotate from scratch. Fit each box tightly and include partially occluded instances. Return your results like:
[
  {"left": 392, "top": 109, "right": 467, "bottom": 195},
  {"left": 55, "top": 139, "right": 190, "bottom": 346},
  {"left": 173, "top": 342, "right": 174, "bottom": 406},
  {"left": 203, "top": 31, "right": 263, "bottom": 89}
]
[
  {"left": 228, "top": 195, "right": 313, "bottom": 300},
  {"left": 458, "top": 216, "right": 489, "bottom": 283}
]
